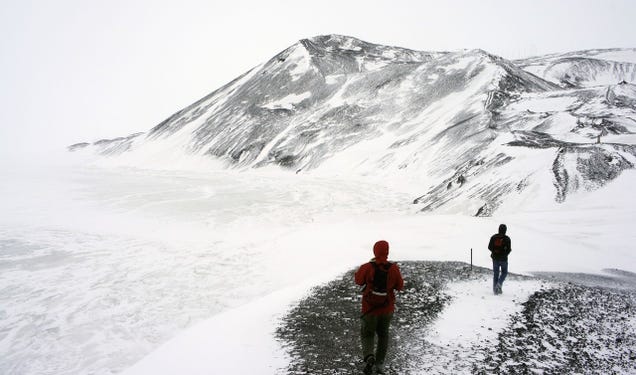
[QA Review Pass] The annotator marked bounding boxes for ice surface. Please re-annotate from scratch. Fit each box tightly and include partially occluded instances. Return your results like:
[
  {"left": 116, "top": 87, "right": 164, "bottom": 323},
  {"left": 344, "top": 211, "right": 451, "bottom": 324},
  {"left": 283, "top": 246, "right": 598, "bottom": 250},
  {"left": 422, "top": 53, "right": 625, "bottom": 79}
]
[
  {"left": 0, "top": 160, "right": 413, "bottom": 375},
  {"left": 2, "top": 156, "right": 636, "bottom": 374}
]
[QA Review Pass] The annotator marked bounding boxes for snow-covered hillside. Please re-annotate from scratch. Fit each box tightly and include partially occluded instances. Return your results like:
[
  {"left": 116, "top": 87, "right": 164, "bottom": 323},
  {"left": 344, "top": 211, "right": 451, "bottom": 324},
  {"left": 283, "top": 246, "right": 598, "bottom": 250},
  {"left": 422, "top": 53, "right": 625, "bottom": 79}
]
[
  {"left": 515, "top": 48, "right": 636, "bottom": 88},
  {"left": 4, "top": 35, "right": 635, "bottom": 375},
  {"left": 70, "top": 35, "right": 636, "bottom": 216}
]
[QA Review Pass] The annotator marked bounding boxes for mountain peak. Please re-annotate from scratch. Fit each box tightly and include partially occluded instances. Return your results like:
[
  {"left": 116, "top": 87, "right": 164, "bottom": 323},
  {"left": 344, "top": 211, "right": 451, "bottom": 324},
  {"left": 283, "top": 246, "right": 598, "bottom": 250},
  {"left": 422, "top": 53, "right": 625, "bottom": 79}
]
[
  {"left": 70, "top": 36, "right": 636, "bottom": 216},
  {"left": 293, "top": 34, "right": 435, "bottom": 71},
  {"left": 303, "top": 34, "right": 368, "bottom": 48}
]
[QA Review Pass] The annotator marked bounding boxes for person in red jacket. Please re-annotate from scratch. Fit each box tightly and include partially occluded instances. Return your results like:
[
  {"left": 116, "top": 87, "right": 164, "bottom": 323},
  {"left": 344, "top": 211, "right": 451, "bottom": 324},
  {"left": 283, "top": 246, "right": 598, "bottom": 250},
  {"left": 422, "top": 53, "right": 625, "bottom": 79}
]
[{"left": 354, "top": 240, "right": 404, "bottom": 375}]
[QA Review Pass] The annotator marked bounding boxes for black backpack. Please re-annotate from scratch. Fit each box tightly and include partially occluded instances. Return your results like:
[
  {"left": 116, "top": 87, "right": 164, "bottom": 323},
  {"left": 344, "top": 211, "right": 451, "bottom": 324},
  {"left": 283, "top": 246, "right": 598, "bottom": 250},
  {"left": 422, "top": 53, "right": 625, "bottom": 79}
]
[
  {"left": 365, "top": 262, "right": 393, "bottom": 307},
  {"left": 492, "top": 235, "right": 509, "bottom": 255}
]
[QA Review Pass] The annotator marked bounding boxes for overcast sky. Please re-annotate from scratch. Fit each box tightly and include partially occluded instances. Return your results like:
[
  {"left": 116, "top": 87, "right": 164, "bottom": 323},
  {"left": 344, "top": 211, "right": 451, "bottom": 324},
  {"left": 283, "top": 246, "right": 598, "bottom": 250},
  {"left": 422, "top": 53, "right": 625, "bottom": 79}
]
[{"left": 1, "top": 0, "right": 635, "bottom": 160}]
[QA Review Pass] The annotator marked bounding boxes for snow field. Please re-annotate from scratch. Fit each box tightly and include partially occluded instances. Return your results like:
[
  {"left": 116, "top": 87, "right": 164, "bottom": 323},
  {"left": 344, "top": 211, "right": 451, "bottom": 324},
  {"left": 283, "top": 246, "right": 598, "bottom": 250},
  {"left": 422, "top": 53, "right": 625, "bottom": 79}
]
[
  {"left": 2, "top": 158, "right": 636, "bottom": 374},
  {"left": 426, "top": 279, "right": 547, "bottom": 348}
]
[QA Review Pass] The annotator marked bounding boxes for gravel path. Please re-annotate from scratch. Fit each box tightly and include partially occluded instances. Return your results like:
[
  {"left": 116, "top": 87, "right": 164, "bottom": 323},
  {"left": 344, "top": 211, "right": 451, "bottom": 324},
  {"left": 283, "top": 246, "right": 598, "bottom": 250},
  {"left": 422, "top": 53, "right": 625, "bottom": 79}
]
[
  {"left": 475, "top": 285, "right": 636, "bottom": 374},
  {"left": 276, "top": 261, "right": 636, "bottom": 374}
]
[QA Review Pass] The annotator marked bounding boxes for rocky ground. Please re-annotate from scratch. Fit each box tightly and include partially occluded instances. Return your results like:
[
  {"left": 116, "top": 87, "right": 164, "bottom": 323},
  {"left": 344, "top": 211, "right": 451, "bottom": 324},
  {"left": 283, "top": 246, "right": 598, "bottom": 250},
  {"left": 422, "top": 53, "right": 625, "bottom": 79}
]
[{"left": 276, "top": 261, "right": 636, "bottom": 374}]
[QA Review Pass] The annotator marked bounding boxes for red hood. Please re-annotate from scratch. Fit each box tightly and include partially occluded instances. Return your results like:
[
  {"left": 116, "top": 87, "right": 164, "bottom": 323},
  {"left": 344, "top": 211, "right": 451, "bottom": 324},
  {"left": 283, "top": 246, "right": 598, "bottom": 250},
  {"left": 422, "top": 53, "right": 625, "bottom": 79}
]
[{"left": 373, "top": 240, "right": 389, "bottom": 263}]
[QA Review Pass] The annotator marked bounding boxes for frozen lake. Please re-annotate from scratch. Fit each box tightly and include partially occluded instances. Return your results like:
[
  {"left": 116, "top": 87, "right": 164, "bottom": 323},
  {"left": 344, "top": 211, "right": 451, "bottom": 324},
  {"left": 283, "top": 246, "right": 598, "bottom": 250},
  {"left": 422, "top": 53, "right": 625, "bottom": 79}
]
[
  {"left": 0, "top": 161, "right": 415, "bottom": 375},
  {"left": 2, "top": 159, "right": 635, "bottom": 374}
]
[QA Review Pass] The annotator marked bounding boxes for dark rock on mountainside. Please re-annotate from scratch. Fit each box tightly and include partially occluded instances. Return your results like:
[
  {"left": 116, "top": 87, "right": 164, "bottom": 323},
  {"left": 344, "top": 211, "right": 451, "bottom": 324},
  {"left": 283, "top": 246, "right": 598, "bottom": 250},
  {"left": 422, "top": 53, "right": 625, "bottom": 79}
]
[
  {"left": 74, "top": 132, "right": 144, "bottom": 155},
  {"left": 70, "top": 36, "right": 636, "bottom": 215},
  {"left": 552, "top": 144, "right": 636, "bottom": 202},
  {"left": 67, "top": 142, "right": 90, "bottom": 151},
  {"left": 514, "top": 48, "right": 636, "bottom": 88}
]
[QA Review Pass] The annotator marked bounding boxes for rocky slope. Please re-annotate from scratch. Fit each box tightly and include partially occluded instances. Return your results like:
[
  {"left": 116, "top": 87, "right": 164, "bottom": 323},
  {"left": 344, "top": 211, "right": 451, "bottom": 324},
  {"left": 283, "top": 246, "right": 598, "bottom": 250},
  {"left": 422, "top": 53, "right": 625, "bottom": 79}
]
[
  {"left": 515, "top": 48, "right": 636, "bottom": 88},
  {"left": 70, "top": 35, "right": 636, "bottom": 216}
]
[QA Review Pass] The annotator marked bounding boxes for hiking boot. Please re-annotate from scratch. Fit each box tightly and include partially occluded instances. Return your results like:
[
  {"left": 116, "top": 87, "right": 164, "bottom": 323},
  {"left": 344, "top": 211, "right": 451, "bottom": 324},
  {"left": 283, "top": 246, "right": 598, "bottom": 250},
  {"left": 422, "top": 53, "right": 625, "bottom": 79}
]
[
  {"left": 375, "top": 362, "right": 387, "bottom": 374},
  {"left": 363, "top": 355, "right": 375, "bottom": 375},
  {"left": 495, "top": 283, "right": 502, "bottom": 295}
]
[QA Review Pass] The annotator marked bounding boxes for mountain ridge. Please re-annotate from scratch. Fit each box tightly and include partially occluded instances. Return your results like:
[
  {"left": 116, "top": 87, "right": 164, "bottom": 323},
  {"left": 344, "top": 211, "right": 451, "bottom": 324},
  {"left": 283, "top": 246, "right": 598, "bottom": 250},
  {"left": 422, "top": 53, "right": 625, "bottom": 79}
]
[{"left": 69, "top": 35, "right": 636, "bottom": 216}]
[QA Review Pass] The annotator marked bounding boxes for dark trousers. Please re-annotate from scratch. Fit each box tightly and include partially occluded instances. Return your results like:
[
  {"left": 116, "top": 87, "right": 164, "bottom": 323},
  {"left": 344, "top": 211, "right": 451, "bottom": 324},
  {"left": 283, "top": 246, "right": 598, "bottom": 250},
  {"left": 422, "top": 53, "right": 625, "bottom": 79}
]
[
  {"left": 493, "top": 259, "right": 508, "bottom": 289},
  {"left": 361, "top": 313, "right": 393, "bottom": 364}
]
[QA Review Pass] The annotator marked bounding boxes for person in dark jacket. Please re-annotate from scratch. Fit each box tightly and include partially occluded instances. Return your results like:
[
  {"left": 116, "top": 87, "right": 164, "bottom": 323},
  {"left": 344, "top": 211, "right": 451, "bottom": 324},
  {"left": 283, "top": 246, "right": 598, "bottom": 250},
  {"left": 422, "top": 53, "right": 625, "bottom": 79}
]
[
  {"left": 354, "top": 240, "right": 404, "bottom": 374},
  {"left": 488, "top": 224, "right": 512, "bottom": 295}
]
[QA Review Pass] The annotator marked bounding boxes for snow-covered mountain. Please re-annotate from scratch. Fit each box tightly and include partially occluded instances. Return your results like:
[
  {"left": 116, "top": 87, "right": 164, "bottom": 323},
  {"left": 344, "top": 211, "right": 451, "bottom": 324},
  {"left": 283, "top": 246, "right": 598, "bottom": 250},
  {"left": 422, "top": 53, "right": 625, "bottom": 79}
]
[
  {"left": 70, "top": 35, "right": 636, "bottom": 216},
  {"left": 515, "top": 48, "right": 636, "bottom": 88},
  {"left": 7, "top": 35, "right": 636, "bottom": 375}
]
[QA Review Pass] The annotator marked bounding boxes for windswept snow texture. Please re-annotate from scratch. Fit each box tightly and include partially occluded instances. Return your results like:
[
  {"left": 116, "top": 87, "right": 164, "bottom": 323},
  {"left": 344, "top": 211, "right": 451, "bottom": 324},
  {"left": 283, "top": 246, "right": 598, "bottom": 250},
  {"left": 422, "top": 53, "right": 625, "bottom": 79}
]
[
  {"left": 7, "top": 35, "right": 636, "bottom": 375},
  {"left": 72, "top": 36, "right": 636, "bottom": 216},
  {"left": 2, "top": 160, "right": 636, "bottom": 375}
]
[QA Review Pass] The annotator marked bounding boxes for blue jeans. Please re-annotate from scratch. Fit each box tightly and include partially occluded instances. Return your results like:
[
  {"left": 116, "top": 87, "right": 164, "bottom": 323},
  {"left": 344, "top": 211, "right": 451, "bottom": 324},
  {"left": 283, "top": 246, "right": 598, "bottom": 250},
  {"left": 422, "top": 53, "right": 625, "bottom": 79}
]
[{"left": 493, "top": 259, "right": 508, "bottom": 289}]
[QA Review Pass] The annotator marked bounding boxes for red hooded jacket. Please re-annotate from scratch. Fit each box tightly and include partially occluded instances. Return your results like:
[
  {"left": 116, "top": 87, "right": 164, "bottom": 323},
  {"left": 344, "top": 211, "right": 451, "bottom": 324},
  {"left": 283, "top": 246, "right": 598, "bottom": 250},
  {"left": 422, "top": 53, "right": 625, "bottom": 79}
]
[{"left": 354, "top": 240, "right": 404, "bottom": 315}]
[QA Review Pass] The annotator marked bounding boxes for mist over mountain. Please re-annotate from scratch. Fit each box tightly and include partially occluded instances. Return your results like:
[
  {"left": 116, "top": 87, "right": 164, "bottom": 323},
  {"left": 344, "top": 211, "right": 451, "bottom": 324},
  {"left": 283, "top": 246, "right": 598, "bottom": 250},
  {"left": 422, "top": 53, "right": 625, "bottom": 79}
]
[{"left": 70, "top": 35, "right": 636, "bottom": 216}]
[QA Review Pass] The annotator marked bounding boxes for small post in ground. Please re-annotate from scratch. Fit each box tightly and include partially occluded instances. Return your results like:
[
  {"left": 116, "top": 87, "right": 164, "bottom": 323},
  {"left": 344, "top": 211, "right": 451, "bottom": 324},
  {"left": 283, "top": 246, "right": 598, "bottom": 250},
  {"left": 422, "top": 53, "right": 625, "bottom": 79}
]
[{"left": 470, "top": 248, "right": 473, "bottom": 271}]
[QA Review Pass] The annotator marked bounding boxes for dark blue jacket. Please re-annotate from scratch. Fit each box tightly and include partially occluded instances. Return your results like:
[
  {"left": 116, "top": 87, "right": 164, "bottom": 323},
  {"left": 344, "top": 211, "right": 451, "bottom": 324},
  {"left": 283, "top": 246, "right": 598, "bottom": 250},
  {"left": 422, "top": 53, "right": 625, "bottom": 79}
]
[{"left": 488, "top": 233, "right": 511, "bottom": 261}]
